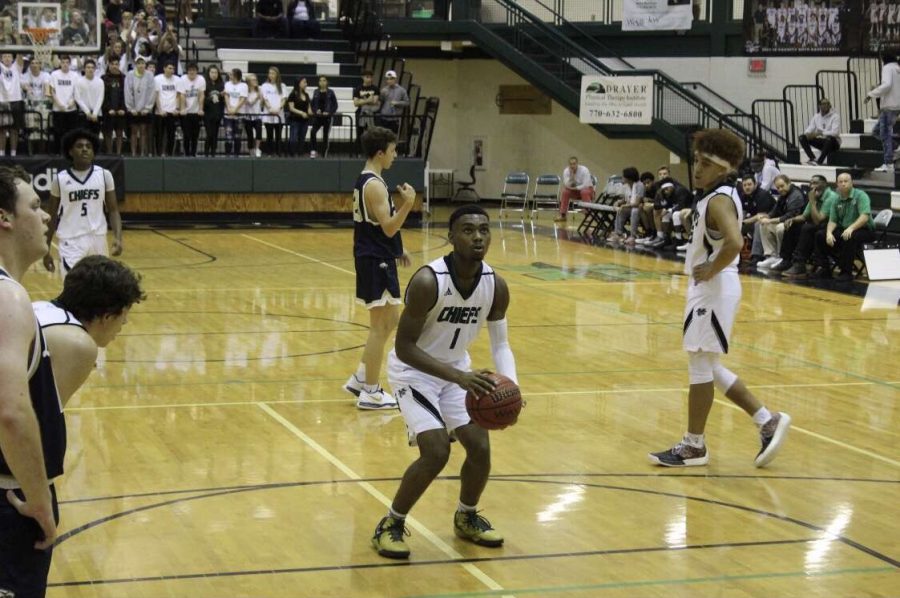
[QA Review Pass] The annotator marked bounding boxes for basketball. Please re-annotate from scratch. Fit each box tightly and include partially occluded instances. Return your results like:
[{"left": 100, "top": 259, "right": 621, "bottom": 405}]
[{"left": 466, "top": 374, "right": 522, "bottom": 430}]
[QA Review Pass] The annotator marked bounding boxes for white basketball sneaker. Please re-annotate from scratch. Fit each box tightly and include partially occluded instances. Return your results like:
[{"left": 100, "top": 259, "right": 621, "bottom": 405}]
[
  {"left": 357, "top": 387, "right": 399, "bottom": 411},
  {"left": 344, "top": 374, "right": 364, "bottom": 398}
]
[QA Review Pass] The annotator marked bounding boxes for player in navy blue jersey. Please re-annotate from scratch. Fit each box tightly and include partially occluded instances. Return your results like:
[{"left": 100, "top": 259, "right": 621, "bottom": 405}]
[
  {"left": 344, "top": 126, "right": 416, "bottom": 410},
  {"left": 0, "top": 165, "right": 58, "bottom": 598}
]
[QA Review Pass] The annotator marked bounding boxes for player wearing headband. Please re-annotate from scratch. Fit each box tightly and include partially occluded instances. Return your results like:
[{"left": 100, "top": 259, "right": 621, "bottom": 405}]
[{"left": 648, "top": 129, "right": 791, "bottom": 468}]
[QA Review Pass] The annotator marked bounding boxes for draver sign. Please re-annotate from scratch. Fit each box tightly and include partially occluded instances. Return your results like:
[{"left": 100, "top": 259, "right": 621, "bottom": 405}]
[
  {"left": 579, "top": 76, "right": 654, "bottom": 126},
  {"left": 622, "top": 0, "right": 693, "bottom": 31}
]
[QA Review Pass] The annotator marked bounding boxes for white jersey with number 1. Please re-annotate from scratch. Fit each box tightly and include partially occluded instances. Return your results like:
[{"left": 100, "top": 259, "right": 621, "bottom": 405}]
[{"left": 53, "top": 166, "right": 115, "bottom": 239}]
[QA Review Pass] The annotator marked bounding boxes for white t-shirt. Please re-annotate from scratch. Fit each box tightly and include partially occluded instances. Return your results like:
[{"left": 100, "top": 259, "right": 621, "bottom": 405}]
[
  {"left": 242, "top": 89, "right": 262, "bottom": 118},
  {"left": 50, "top": 69, "right": 79, "bottom": 111},
  {"left": 0, "top": 62, "right": 23, "bottom": 103},
  {"left": 224, "top": 80, "right": 248, "bottom": 117},
  {"left": 260, "top": 82, "right": 285, "bottom": 124},
  {"left": 180, "top": 74, "right": 206, "bottom": 114},
  {"left": 22, "top": 70, "right": 51, "bottom": 102},
  {"left": 154, "top": 73, "right": 181, "bottom": 114}
]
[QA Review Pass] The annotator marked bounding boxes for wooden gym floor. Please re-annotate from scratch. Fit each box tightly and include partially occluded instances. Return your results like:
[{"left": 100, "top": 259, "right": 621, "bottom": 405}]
[{"left": 21, "top": 208, "right": 899, "bottom": 597}]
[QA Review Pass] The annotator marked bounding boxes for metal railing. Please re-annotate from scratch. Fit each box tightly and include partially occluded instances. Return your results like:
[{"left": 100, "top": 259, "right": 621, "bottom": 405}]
[
  {"left": 850, "top": 56, "right": 881, "bottom": 120},
  {"left": 815, "top": 70, "right": 858, "bottom": 133},
  {"left": 752, "top": 99, "right": 795, "bottom": 158}
]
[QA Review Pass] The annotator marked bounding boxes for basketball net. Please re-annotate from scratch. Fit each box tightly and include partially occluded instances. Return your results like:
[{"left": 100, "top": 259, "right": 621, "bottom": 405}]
[{"left": 22, "top": 28, "right": 57, "bottom": 66}]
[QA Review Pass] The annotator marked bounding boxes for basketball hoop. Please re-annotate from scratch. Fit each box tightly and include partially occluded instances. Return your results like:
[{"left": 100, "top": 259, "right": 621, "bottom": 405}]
[{"left": 22, "top": 28, "right": 57, "bottom": 66}]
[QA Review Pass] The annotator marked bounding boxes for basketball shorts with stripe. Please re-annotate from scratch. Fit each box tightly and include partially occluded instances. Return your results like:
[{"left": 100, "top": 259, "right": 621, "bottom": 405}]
[
  {"left": 58, "top": 234, "right": 108, "bottom": 274},
  {"left": 388, "top": 357, "right": 472, "bottom": 446},
  {"left": 355, "top": 255, "right": 401, "bottom": 309},
  {"left": 682, "top": 284, "right": 741, "bottom": 354}
]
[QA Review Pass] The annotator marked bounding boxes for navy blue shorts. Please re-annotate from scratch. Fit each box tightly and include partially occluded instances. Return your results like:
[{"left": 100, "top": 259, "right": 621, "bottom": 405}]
[
  {"left": 0, "top": 485, "right": 58, "bottom": 598},
  {"left": 355, "top": 256, "right": 402, "bottom": 308}
]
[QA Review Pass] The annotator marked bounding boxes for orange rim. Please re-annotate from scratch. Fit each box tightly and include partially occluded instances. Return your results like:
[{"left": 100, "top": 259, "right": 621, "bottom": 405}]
[{"left": 24, "top": 27, "right": 58, "bottom": 44}]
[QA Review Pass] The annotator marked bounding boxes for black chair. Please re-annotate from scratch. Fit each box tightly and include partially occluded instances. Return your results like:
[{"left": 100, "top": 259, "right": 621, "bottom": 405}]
[{"left": 453, "top": 164, "right": 480, "bottom": 202}]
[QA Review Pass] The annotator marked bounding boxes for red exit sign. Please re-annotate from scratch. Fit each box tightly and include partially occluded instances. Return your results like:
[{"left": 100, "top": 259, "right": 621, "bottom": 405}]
[{"left": 749, "top": 58, "right": 767, "bottom": 73}]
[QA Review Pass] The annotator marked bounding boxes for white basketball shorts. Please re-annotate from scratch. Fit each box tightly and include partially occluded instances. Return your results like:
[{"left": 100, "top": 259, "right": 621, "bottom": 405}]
[
  {"left": 59, "top": 234, "right": 108, "bottom": 275},
  {"left": 682, "top": 272, "right": 741, "bottom": 354}
]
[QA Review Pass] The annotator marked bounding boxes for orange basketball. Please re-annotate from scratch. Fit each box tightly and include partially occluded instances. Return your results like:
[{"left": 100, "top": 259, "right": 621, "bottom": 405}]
[{"left": 465, "top": 373, "right": 522, "bottom": 430}]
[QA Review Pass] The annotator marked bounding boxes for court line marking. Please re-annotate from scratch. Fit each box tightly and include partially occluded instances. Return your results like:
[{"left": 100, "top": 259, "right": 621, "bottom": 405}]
[
  {"left": 68, "top": 380, "right": 900, "bottom": 411},
  {"left": 240, "top": 234, "right": 355, "bottom": 275},
  {"left": 402, "top": 566, "right": 897, "bottom": 598},
  {"left": 255, "top": 402, "right": 509, "bottom": 595}
]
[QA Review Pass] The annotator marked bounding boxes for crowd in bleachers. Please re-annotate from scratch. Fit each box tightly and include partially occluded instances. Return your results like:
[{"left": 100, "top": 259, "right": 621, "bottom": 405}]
[
  {"left": 574, "top": 149, "right": 884, "bottom": 282},
  {"left": 1, "top": 43, "right": 409, "bottom": 158}
]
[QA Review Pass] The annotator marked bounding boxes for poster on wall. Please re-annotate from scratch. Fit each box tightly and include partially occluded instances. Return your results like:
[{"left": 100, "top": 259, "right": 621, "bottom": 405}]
[
  {"left": 743, "top": 0, "right": 864, "bottom": 55},
  {"left": 622, "top": 0, "right": 692, "bottom": 31},
  {"left": 579, "top": 76, "right": 654, "bottom": 126},
  {"left": 862, "top": 0, "right": 900, "bottom": 54}
]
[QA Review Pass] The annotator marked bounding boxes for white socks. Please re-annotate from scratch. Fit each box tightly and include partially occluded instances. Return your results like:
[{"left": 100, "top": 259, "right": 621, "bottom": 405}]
[
  {"left": 354, "top": 363, "right": 366, "bottom": 381},
  {"left": 752, "top": 407, "right": 773, "bottom": 427},
  {"left": 388, "top": 507, "right": 406, "bottom": 521},
  {"left": 684, "top": 432, "right": 705, "bottom": 448},
  {"left": 457, "top": 502, "right": 477, "bottom": 513}
]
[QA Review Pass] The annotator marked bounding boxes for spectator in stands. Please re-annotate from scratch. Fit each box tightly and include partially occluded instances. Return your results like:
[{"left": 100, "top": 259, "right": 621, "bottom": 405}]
[
  {"left": 75, "top": 58, "right": 104, "bottom": 135},
  {"left": 62, "top": 9, "right": 90, "bottom": 46},
  {"left": 286, "top": 77, "right": 311, "bottom": 157},
  {"left": 353, "top": 69, "right": 380, "bottom": 146},
  {"left": 154, "top": 61, "right": 181, "bottom": 156},
  {"left": 642, "top": 178, "right": 692, "bottom": 248},
  {"left": 101, "top": 59, "right": 126, "bottom": 154},
  {"left": 779, "top": 175, "right": 839, "bottom": 277},
  {"left": 738, "top": 174, "right": 775, "bottom": 263},
  {"left": 119, "top": 11, "right": 135, "bottom": 45},
  {"left": 810, "top": 173, "right": 876, "bottom": 281},
  {"left": 750, "top": 150, "right": 780, "bottom": 193},
  {"left": 757, "top": 174, "right": 806, "bottom": 270},
  {"left": 179, "top": 0, "right": 193, "bottom": 24},
  {"left": 203, "top": 65, "right": 224, "bottom": 156},
  {"left": 377, "top": 70, "right": 408, "bottom": 134},
  {"left": 254, "top": 0, "right": 288, "bottom": 38},
  {"left": 287, "top": 0, "right": 320, "bottom": 38},
  {"left": 124, "top": 55, "right": 155, "bottom": 156},
  {"left": 310, "top": 75, "right": 337, "bottom": 159},
  {"left": 105, "top": 0, "right": 124, "bottom": 26},
  {"left": 50, "top": 55, "right": 80, "bottom": 154},
  {"left": 261, "top": 66, "right": 285, "bottom": 156},
  {"left": 156, "top": 24, "right": 182, "bottom": 74},
  {"left": 97, "top": 39, "right": 128, "bottom": 76},
  {"left": 145, "top": 0, "right": 165, "bottom": 30},
  {"left": 21, "top": 58, "right": 51, "bottom": 153},
  {"left": 558, "top": 156, "right": 593, "bottom": 223},
  {"left": 243, "top": 74, "right": 263, "bottom": 158},
  {"left": 799, "top": 98, "right": 841, "bottom": 165},
  {"left": 610, "top": 166, "right": 645, "bottom": 245},
  {"left": 865, "top": 52, "right": 900, "bottom": 172},
  {"left": 0, "top": 52, "right": 24, "bottom": 157},
  {"left": 223, "top": 68, "right": 247, "bottom": 156},
  {"left": 180, "top": 61, "right": 205, "bottom": 157}
]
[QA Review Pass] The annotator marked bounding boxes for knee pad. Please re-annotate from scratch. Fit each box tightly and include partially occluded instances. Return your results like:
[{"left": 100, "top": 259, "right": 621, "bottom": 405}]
[
  {"left": 688, "top": 352, "right": 716, "bottom": 385},
  {"left": 713, "top": 364, "right": 738, "bottom": 393}
]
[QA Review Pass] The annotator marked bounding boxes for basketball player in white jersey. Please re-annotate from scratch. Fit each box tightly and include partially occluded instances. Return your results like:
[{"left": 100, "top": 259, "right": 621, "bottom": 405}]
[
  {"left": 372, "top": 205, "right": 518, "bottom": 559},
  {"left": 648, "top": 130, "right": 791, "bottom": 468},
  {"left": 0, "top": 165, "right": 58, "bottom": 597},
  {"left": 43, "top": 128, "right": 123, "bottom": 278},
  {"left": 33, "top": 256, "right": 143, "bottom": 408},
  {"left": 344, "top": 127, "right": 415, "bottom": 410}
]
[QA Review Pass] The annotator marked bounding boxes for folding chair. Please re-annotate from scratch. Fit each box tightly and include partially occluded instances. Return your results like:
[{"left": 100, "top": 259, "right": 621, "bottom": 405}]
[
  {"left": 453, "top": 164, "right": 480, "bottom": 202},
  {"left": 857, "top": 209, "right": 897, "bottom": 277},
  {"left": 499, "top": 172, "right": 530, "bottom": 218},
  {"left": 530, "top": 174, "right": 561, "bottom": 219}
]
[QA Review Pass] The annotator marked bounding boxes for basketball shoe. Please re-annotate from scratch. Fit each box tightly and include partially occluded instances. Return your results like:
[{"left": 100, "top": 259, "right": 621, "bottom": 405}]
[
  {"left": 356, "top": 387, "right": 398, "bottom": 410},
  {"left": 372, "top": 516, "right": 410, "bottom": 559},
  {"left": 755, "top": 412, "right": 791, "bottom": 467},
  {"left": 648, "top": 441, "right": 709, "bottom": 467},
  {"left": 343, "top": 374, "right": 363, "bottom": 397},
  {"left": 454, "top": 511, "right": 504, "bottom": 547}
]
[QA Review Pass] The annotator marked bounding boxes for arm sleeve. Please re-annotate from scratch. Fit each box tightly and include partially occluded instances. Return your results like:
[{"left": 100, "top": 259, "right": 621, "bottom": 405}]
[
  {"left": 804, "top": 114, "right": 816, "bottom": 135},
  {"left": 824, "top": 113, "right": 841, "bottom": 137},
  {"left": 488, "top": 319, "right": 518, "bottom": 385}
]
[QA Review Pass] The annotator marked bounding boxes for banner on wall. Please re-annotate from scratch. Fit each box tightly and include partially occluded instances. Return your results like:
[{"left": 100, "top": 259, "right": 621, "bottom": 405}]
[
  {"left": 622, "top": 0, "right": 692, "bottom": 32},
  {"left": 579, "top": 76, "right": 654, "bottom": 126},
  {"left": 862, "top": 0, "right": 900, "bottom": 54},
  {"left": 743, "top": 0, "right": 864, "bottom": 55},
  {"left": 0, "top": 157, "right": 126, "bottom": 203}
]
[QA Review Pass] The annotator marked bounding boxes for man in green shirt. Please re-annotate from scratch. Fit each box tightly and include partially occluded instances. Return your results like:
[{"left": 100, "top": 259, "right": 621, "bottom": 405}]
[
  {"left": 779, "top": 175, "right": 839, "bottom": 277},
  {"left": 810, "top": 173, "right": 876, "bottom": 281}
]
